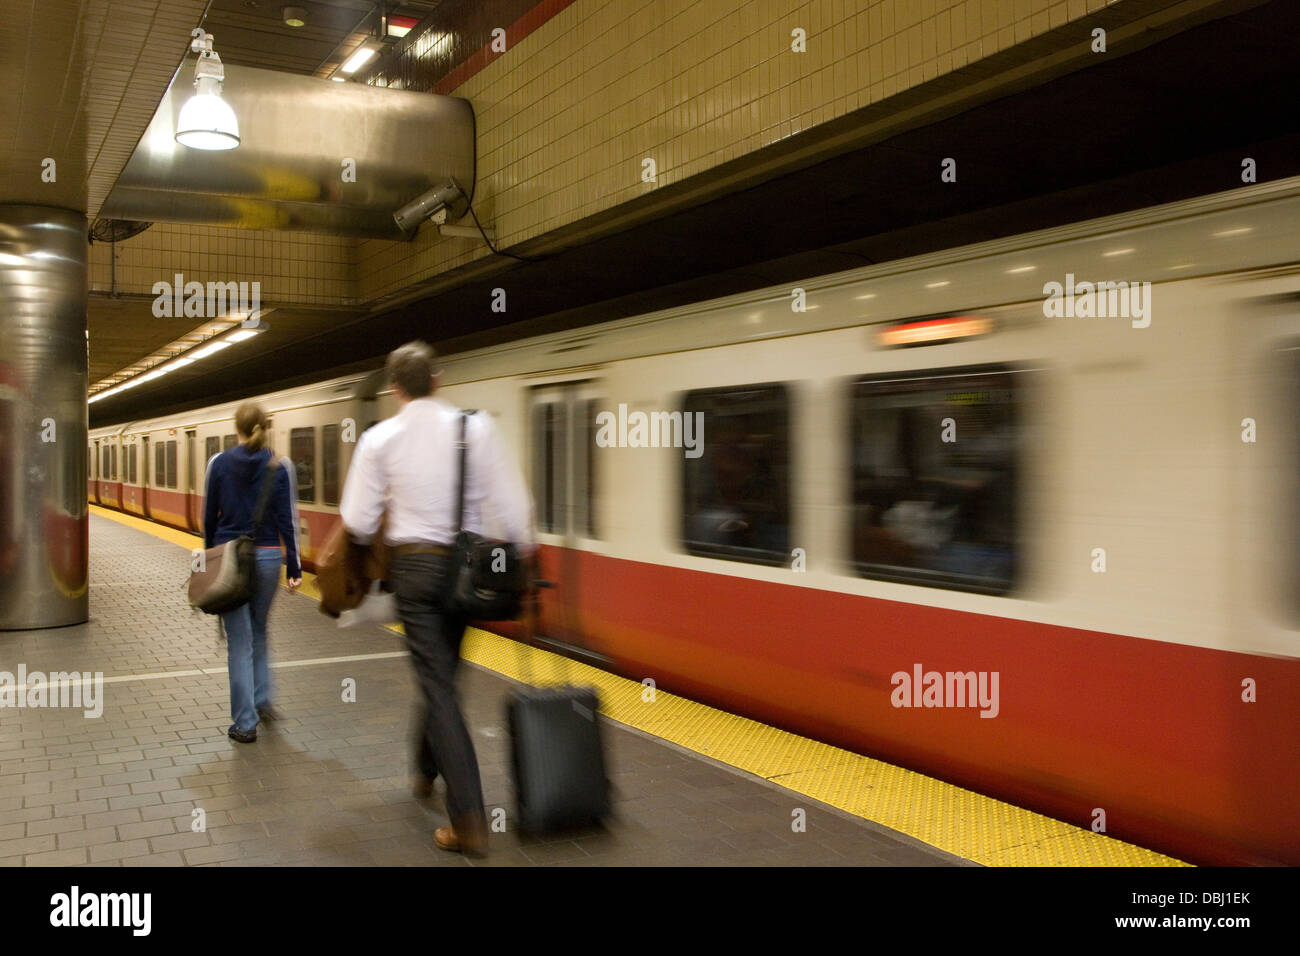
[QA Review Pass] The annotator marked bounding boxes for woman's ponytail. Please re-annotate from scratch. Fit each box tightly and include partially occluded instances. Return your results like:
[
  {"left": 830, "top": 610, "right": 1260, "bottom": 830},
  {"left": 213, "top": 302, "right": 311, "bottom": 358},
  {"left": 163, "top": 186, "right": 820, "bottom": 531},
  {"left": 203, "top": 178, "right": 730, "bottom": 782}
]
[
  {"left": 247, "top": 422, "right": 267, "bottom": 452},
  {"left": 235, "top": 402, "right": 270, "bottom": 452}
]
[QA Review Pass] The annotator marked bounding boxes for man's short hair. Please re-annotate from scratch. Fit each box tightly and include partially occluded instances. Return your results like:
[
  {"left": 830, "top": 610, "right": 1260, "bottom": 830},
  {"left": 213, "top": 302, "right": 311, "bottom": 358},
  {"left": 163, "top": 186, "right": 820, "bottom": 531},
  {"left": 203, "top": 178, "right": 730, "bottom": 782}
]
[{"left": 387, "top": 341, "right": 439, "bottom": 398}]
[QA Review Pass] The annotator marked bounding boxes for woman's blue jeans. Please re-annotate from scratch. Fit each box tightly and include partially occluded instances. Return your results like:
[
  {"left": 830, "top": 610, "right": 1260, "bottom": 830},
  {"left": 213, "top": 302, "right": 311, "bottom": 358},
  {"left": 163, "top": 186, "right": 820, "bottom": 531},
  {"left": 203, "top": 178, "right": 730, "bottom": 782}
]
[{"left": 220, "top": 549, "right": 283, "bottom": 733}]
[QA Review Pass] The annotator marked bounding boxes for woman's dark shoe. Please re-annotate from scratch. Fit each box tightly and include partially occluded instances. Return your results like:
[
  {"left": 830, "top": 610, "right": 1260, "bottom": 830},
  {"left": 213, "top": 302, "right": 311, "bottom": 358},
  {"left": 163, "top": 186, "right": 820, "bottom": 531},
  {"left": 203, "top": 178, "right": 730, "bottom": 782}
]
[{"left": 227, "top": 725, "right": 257, "bottom": 743}]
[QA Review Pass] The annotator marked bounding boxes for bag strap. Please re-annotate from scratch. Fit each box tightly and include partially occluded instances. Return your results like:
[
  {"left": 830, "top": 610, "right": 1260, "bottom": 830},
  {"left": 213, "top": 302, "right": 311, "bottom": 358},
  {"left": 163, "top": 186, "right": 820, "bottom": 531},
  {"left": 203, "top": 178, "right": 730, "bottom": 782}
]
[
  {"left": 452, "top": 411, "right": 470, "bottom": 535},
  {"left": 250, "top": 457, "right": 280, "bottom": 537}
]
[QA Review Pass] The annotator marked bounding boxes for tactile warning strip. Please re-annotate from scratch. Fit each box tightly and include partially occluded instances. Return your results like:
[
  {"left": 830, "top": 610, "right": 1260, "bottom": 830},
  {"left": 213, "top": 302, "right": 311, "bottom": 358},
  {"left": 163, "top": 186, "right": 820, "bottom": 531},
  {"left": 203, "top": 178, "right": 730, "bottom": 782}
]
[{"left": 91, "top": 504, "right": 1188, "bottom": 866}]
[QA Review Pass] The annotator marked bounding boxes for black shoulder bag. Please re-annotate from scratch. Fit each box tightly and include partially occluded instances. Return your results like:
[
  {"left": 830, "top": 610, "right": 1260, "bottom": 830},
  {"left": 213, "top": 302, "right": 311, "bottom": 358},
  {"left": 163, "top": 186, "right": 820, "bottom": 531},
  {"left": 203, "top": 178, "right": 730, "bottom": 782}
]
[{"left": 445, "top": 411, "right": 529, "bottom": 620}]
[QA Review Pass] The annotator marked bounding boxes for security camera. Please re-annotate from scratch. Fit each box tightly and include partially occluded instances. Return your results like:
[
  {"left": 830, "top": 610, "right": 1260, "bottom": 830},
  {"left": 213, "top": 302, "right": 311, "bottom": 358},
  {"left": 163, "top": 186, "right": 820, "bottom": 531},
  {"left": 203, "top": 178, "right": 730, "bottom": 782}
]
[{"left": 393, "top": 181, "right": 465, "bottom": 236}]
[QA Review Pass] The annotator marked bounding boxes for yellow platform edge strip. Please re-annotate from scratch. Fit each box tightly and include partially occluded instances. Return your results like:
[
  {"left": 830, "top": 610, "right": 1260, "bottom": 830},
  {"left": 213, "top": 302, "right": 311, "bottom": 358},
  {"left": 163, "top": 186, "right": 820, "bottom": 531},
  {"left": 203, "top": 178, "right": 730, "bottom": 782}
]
[{"left": 89, "top": 504, "right": 1189, "bottom": 867}]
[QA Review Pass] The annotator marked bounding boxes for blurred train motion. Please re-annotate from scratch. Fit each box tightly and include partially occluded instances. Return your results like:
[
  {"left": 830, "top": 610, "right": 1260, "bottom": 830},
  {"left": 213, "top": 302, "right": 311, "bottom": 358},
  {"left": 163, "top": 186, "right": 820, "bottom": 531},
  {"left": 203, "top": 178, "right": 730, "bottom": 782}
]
[{"left": 89, "top": 179, "right": 1300, "bottom": 865}]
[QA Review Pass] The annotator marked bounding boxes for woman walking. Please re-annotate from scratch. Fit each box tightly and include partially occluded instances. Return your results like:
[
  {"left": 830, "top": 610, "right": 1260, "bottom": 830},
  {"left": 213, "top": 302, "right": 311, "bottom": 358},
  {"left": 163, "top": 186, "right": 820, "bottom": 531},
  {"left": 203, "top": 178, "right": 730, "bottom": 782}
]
[{"left": 202, "top": 403, "right": 302, "bottom": 742}]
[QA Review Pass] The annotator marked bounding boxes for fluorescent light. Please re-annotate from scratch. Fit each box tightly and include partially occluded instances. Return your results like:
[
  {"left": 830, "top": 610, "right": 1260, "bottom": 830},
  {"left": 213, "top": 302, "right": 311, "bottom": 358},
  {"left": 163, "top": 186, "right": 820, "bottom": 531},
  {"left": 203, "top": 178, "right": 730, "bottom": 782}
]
[
  {"left": 331, "top": 75, "right": 346, "bottom": 82},
  {"left": 925, "top": 280, "right": 950, "bottom": 288},
  {"left": 854, "top": 293, "right": 876, "bottom": 300},
  {"left": 1102, "top": 248, "right": 1135, "bottom": 257},
  {"left": 341, "top": 46, "right": 377, "bottom": 74},
  {"left": 1005, "top": 265, "right": 1036, "bottom": 274},
  {"left": 91, "top": 319, "right": 264, "bottom": 402},
  {"left": 1212, "top": 227, "right": 1253, "bottom": 237},
  {"left": 191, "top": 340, "right": 234, "bottom": 359}
]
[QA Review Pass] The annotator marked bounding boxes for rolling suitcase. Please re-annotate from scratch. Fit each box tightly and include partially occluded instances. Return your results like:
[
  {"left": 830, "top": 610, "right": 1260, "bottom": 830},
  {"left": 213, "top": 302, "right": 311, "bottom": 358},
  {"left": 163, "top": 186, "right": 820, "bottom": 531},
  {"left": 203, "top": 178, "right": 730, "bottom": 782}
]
[{"left": 507, "top": 583, "right": 610, "bottom": 833}]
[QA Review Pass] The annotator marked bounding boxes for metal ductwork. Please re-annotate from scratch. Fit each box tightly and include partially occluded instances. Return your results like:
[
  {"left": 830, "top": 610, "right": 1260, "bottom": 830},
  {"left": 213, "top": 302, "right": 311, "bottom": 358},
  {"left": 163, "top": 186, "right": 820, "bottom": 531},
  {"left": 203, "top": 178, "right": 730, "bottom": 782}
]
[{"left": 98, "top": 62, "right": 475, "bottom": 239}]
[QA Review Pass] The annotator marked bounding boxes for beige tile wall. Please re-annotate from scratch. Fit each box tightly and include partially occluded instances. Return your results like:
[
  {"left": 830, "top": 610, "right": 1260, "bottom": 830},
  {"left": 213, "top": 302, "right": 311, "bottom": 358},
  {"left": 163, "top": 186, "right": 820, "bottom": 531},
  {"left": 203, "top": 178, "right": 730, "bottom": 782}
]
[
  {"left": 358, "top": 0, "right": 1106, "bottom": 301},
  {"left": 89, "top": 222, "right": 357, "bottom": 306}
]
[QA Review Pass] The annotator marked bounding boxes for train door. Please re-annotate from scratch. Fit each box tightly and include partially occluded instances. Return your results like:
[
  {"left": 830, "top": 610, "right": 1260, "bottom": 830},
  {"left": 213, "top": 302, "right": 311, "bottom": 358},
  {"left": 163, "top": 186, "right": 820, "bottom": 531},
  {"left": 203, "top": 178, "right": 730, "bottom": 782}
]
[
  {"left": 90, "top": 440, "right": 100, "bottom": 505},
  {"left": 140, "top": 436, "right": 151, "bottom": 519},
  {"left": 528, "top": 383, "right": 606, "bottom": 660},
  {"left": 185, "top": 430, "right": 199, "bottom": 531}
]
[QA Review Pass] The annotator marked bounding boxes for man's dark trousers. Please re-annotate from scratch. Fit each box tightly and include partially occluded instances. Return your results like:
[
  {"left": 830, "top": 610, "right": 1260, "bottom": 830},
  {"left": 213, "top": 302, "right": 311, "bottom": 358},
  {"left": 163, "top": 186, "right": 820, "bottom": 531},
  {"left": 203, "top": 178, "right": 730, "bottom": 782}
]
[{"left": 390, "top": 552, "right": 486, "bottom": 834}]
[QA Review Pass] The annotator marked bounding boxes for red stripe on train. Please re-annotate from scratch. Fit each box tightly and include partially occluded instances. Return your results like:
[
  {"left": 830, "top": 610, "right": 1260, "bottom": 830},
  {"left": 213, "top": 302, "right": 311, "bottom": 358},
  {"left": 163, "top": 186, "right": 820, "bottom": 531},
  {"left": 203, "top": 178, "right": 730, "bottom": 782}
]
[{"left": 530, "top": 547, "right": 1300, "bottom": 866}]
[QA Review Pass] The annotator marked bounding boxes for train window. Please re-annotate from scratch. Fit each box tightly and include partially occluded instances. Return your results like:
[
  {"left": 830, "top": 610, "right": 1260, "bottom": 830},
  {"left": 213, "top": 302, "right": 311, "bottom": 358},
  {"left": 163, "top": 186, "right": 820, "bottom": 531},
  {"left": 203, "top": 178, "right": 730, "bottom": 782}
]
[
  {"left": 681, "top": 384, "right": 791, "bottom": 566},
  {"left": 205, "top": 436, "right": 219, "bottom": 468},
  {"left": 110, "top": 444, "right": 118, "bottom": 481},
  {"left": 849, "top": 364, "right": 1024, "bottom": 596},
  {"left": 322, "top": 423, "right": 340, "bottom": 506},
  {"left": 223, "top": 434, "right": 238, "bottom": 452},
  {"left": 155, "top": 443, "right": 165, "bottom": 487},
  {"left": 289, "top": 427, "right": 316, "bottom": 503},
  {"left": 165, "top": 440, "right": 178, "bottom": 489},
  {"left": 529, "top": 389, "right": 601, "bottom": 539},
  {"left": 128, "top": 445, "right": 137, "bottom": 484},
  {"left": 88, "top": 445, "right": 94, "bottom": 480},
  {"left": 102, "top": 447, "right": 111, "bottom": 481}
]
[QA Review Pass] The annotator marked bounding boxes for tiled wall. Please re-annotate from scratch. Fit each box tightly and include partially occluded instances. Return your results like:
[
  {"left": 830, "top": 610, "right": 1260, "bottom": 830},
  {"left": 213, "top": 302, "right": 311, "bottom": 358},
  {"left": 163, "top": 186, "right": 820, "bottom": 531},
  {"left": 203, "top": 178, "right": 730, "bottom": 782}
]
[
  {"left": 358, "top": 0, "right": 1106, "bottom": 302},
  {"left": 89, "top": 223, "right": 357, "bottom": 306}
]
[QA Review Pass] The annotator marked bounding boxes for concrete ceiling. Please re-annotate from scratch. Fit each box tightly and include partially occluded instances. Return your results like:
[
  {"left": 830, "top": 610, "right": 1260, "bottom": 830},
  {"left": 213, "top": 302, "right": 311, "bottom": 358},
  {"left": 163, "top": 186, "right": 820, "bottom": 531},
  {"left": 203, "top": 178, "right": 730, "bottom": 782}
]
[
  {"left": 0, "top": 0, "right": 211, "bottom": 218},
  {"left": 0, "top": 0, "right": 441, "bottom": 219},
  {"left": 87, "top": 299, "right": 364, "bottom": 385},
  {"left": 202, "top": 0, "right": 442, "bottom": 77},
  {"left": 74, "top": 0, "right": 1300, "bottom": 428}
]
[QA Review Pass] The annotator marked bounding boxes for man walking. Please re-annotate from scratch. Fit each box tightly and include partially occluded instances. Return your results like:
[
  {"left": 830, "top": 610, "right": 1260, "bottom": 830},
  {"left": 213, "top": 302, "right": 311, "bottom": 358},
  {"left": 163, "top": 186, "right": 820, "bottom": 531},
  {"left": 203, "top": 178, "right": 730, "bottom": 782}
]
[{"left": 340, "top": 341, "right": 534, "bottom": 855}]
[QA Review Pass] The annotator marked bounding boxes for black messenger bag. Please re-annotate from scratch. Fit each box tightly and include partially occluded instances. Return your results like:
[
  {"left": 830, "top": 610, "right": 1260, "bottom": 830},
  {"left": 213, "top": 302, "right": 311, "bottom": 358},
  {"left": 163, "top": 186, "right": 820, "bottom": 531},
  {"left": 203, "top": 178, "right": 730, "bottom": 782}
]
[{"left": 445, "top": 411, "right": 529, "bottom": 620}]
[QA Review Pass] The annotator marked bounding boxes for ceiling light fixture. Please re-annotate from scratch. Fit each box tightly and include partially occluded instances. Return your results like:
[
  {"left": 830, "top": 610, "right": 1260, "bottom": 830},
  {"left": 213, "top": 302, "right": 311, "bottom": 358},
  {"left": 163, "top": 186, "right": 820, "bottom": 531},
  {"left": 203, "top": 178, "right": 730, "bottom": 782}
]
[
  {"left": 87, "top": 321, "right": 268, "bottom": 403},
  {"left": 175, "top": 29, "right": 240, "bottom": 150},
  {"left": 340, "top": 43, "right": 379, "bottom": 74},
  {"left": 191, "top": 340, "right": 234, "bottom": 359},
  {"left": 282, "top": 6, "right": 307, "bottom": 27}
]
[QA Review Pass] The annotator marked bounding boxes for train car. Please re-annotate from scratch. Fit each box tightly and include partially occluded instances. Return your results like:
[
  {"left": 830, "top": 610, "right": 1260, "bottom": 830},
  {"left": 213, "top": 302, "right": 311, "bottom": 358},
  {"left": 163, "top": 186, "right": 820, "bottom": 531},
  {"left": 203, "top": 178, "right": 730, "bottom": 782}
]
[{"left": 90, "top": 177, "right": 1300, "bottom": 865}]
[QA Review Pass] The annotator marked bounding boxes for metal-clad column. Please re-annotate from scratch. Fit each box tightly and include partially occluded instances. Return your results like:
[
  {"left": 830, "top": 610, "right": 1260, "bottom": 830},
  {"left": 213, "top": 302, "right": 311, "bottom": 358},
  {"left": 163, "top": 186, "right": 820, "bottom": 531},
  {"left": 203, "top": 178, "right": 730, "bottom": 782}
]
[{"left": 0, "top": 205, "right": 88, "bottom": 629}]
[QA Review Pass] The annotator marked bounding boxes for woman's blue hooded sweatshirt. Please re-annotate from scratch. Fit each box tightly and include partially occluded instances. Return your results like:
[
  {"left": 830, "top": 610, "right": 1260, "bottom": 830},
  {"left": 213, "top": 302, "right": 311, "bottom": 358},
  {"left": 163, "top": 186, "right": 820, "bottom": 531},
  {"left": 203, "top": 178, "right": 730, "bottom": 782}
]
[{"left": 202, "top": 444, "right": 302, "bottom": 578}]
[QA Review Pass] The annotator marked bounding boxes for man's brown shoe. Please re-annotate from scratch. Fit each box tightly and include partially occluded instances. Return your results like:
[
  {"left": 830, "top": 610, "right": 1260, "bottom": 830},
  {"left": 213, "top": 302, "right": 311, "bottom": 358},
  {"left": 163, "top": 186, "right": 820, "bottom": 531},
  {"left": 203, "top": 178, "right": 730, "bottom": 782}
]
[{"left": 434, "top": 824, "right": 487, "bottom": 857}]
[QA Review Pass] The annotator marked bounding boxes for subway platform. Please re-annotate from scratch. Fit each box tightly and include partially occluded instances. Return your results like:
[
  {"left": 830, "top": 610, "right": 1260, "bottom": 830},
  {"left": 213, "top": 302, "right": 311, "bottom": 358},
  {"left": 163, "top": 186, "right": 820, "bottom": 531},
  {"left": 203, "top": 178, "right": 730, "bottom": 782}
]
[{"left": 0, "top": 511, "right": 971, "bottom": 868}]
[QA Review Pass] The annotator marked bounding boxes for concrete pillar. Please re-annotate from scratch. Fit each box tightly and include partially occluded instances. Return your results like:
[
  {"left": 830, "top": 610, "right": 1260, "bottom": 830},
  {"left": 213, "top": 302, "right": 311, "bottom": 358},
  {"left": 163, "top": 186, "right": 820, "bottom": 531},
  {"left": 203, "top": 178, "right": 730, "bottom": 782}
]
[{"left": 0, "top": 205, "right": 88, "bottom": 629}]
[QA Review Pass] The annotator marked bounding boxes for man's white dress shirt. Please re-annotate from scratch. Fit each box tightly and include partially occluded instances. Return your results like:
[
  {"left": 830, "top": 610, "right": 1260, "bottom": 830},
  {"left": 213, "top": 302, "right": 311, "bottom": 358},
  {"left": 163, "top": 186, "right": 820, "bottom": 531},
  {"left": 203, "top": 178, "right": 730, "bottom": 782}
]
[{"left": 340, "top": 396, "right": 534, "bottom": 550}]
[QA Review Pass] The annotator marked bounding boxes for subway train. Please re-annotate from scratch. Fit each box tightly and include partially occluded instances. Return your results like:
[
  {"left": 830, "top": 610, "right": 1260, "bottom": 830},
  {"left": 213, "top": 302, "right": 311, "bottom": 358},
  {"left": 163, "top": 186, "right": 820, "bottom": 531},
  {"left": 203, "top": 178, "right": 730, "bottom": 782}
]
[{"left": 89, "top": 178, "right": 1300, "bottom": 865}]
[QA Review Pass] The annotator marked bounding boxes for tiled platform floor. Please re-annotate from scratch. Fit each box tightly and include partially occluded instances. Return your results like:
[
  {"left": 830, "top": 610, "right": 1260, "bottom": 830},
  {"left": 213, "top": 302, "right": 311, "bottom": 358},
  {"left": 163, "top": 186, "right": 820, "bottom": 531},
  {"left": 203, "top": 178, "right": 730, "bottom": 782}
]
[{"left": 0, "top": 515, "right": 968, "bottom": 867}]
